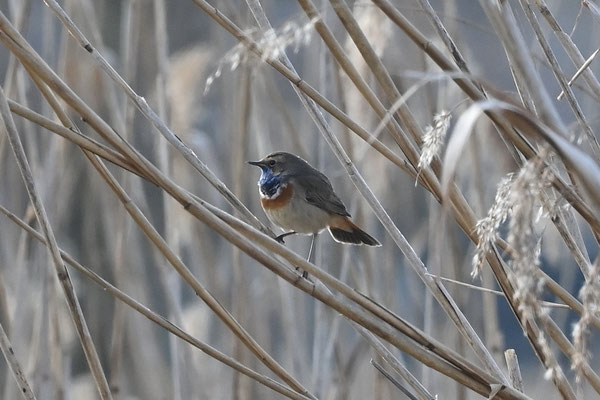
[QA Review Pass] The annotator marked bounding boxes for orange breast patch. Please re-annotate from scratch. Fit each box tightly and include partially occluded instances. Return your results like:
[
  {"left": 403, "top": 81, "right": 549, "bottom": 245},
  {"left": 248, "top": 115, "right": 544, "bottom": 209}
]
[{"left": 261, "top": 185, "right": 293, "bottom": 210}]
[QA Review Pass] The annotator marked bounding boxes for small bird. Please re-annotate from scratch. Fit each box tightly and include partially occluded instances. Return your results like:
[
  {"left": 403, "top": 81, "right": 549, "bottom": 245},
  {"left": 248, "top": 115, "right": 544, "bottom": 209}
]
[{"left": 248, "top": 152, "right": 381, "bottom": 249}]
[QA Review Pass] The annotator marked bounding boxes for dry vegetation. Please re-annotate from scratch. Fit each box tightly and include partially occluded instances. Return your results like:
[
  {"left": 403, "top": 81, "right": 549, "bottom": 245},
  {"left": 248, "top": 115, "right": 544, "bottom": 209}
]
[{"left": 1, "top": 0, "right": 600, "bottom": 399}]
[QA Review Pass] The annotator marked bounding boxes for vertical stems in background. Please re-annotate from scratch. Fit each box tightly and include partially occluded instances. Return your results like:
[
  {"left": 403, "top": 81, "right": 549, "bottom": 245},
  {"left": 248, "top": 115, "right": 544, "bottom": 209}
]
[
  {"left": 421, "top": 197, "right": 435, "bottom": 391},
  {"left": 9, "top": 2, "right": 64, "bottom": 398},
  {"left": 477, "top": 0, "right": 565, "bottom": 132},
  {"left": 120, "top": 0, "right": 140, "bottom": 138},
  {"left": 1, "top": 0, "right": 30, "bottom": 96},
  {"left": 536, "top": 0, "right": 600, "bottom": 101},
  {"left": 468, "top": 130, "right": 504, "bottom": 365},
  {"left": 231, "top": 61, "right": 252, "bottom": 400},
  {"left": 516, "top": 0, "right": 600, "bottom": 158},
  {"left": 151, "top": 0, "right": 192, "bottom": 397},
  {"left": 328, "top": 0, "right": 423, "bottom": 144},
  {"left": 0, "top": 86, "right": 113, "bottom": 399},
  {"left": 0, "top": 205, "right": 314, "bottom": 400},
  {"left": 311, "top": 14, "right": 328, "bottom": 392},
  {"left": 108, "top": 215, "right": 128, "bottom": 399}
]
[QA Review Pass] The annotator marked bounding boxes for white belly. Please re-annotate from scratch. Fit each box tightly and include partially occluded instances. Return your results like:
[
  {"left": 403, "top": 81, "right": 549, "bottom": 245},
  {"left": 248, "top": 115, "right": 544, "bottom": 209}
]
[{"left": 264, "top": 194, "right": 330, "bottom": 234}]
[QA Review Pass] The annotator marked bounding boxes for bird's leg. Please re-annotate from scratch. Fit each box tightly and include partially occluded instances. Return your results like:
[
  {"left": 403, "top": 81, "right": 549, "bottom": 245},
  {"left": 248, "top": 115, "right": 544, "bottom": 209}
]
[
  {"left": 275, "top": 231, "right": 297, "bottom": 243},
  {"left": 307, "top": 233, "right": 316, "bottom": 263},
  {"left": 300, "top": 233, "right": 317, "bottom": 279}
]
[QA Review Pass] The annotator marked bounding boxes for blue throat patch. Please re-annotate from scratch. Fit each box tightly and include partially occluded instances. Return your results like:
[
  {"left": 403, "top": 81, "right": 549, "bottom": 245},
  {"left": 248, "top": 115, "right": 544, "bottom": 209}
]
[{"left": 258, "top": 169, "right": 282, "bottom": 197}]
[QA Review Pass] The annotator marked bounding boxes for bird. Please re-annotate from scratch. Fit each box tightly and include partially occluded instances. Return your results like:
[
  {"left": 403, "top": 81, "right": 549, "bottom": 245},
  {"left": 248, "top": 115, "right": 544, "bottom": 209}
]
[{"left": 248, "top": 152, "right": 381, "bottom": 255}]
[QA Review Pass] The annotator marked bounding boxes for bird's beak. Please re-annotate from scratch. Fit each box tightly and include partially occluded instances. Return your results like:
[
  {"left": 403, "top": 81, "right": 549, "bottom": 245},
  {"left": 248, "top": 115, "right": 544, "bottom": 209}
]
[{"left": 248, "top": 160, "right": 266, "bottom": 168}]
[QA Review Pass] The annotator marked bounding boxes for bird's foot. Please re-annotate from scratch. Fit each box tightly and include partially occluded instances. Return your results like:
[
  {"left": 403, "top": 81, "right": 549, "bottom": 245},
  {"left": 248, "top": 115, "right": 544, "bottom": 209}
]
[
  {"left": 275, "top": 231, "right": 297, "bottom": 244},
  {"left": 295, "top": 266, "right": 309, "bottom": 279}
]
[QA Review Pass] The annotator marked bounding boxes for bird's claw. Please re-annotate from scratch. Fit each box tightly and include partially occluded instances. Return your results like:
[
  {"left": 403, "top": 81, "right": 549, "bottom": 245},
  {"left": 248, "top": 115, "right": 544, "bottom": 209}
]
[
  {"left": 275, "top": 231, "right": 296, "bottom": 244},
  {"left": 295, "top": 266, "right": 309, "bottom": 279}
]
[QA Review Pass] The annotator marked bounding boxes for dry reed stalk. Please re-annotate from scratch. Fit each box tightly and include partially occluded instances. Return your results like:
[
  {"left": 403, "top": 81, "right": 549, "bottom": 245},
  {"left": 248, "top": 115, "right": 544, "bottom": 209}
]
[
  {"left": 372, "top": 0, "right": 598, "bottom": 230},
  {"left": 504, "top": 349, "right": 523, "bottom": 393},
  {"left": 84, "top": 157, "right": 318, "bottom": 399},
  {"left": 3, "top": 1, "right": 599, "bottom": 398},
  {"left": 445, "top": 99, "right": 600, "bottom": 395},
  {"left": 1, "top": 0, "right": 30, "bottom": 97},
  {"left": 480, "top": 1, "right": 563, "bottom": 130},
  {"left": 425, "top": 273, "right": 570, "bottom": 309},
  {"left": 537, "top": 268, "right": 600, "bottom": 330},
  {"left": 535, "top": 0, "right": 600, "bottom": 101},
  {"left": 416, "top": 0, "right": 472, "bottom": 78},
  {"left": 516, "top": 0, "right": 599, "bottom": 158},
  {"left": 193, "top": 0, "right": 414, "bottom": 174},
  {"left": 231, "top": 59, "right": 253, "bottom": 400},
  {"left": 5, "top": 68, "right": 523, "bottom": 398},
  {"left": 359, "top": 330, "right": 434, "bottom": 400},
  {"left": 40, "top": 0, "right": 274, "bottom": 239},
  {"left": 213, "top": 0, "right": 510, "bottom": 386},
  {"left": 296, "top": 0, "right": 431, "bottom": 187},
  {"left": 148, "top": 0, "right": 192, "bottom": 396},
  {"left": 0, "top": 320, "right": 36, "bottom": 400},
  {"left": 0, "top": 3, "right": 533, "bottom": 398},
  {"left": 328, "top": 0, "right": 422, "bottom": 150},
  {"left": 7, "top": 100, "right": 143, "bottom": 176},
  {"left": 542, "top": 313, "right": 600, "bottom": 391},
  {"left": 369, "top": 2, "right": 599, "bottom": 387},
  {"left": 196, "top": 200, "right": 529, "bottom": 399},
  {"left": 584, "top": 0, "right": 600, "bottom": 25},
  {"left": 371, "top": 359, "right": 418, "bottom": 400},
  {"left": 557, "top": 49, "right": 600, "bottom": 101},
  {"left": 107, "top": 214, "right": 128, "bottom": 397},
  {"left": 538, "top": 189, "right": 592, "bottom": 279},
  {"left": 0, "top": 22, "right": 314, "bottom": 397},
  {"left": 0, "top": 204, "right": 313, "bottom": 400},
  {"left": 0, "top": 86, "right": 113, "bottom": 399}
]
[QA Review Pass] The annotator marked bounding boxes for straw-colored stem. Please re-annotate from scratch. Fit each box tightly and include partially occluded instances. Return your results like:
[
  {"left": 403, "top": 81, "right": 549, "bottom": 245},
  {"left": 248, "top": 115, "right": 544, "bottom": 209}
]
[
  {"left": 0, "top": 86, "right": 113, "bottom": 399},
  {"left": 0, "top": 320, "right": 36, "bottom": 400},
  {"left": 7, "top": 99, "right": 144, "bottom": 178},
  {"left": 504, "top": 349, "right": 523, "bottom": 393},
  {"left": 328, "top": 0, "right": 423, "bottom": 145},
  {"left": 536, "top": 0, "right": 600, "bottom": 101},
  {"left": 516, "top": 0, "right": 600, "bottom": 158},
  {"left": 40, "top": 0, "right": 275, "bottom": 238},
  {"left": 84, "top": 152, "right": 318, "bottom": 400},
  {"left": 209, "top": 0, "right": 510, "bottom": 385},
  {"left": 0, "top": 204, "right": 313, "bottom": 400}
]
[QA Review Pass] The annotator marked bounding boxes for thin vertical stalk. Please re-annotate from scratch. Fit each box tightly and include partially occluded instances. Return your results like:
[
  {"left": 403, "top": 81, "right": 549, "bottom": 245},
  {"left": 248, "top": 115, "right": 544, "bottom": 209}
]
[
  {"left": 517, "top": 0, "right": 600, "bottom": 158},
  {"left": 328, "top": 0, "right": 423, "bottom": 143},
  {"left": 0, "top": 320, "right": 36, "bottom": 400},
  {"left": 0, "top": 86, "right": 113, "bottom": 399}
]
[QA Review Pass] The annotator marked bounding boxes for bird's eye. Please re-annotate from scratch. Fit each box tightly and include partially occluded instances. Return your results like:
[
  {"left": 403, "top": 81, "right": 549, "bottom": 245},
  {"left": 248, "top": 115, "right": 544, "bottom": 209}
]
[{"left": 268, "top": 160, "right": 276, "bottom": 167}]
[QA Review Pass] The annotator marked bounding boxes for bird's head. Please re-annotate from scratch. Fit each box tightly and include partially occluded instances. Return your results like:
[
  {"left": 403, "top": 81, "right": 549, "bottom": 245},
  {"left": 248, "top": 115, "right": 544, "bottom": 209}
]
[{"left": 248, "top": 152, "right": 309, "bottom": 180}]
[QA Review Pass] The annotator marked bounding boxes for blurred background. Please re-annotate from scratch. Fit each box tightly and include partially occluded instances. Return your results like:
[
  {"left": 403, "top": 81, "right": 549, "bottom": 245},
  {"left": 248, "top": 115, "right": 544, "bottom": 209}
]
[{"left": 0, "top": 0, "right": 599, "bottom": 399}]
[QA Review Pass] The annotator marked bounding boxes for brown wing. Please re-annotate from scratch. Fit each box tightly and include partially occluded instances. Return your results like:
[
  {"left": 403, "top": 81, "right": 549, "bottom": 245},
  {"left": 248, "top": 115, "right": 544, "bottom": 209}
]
[{"left": 293, "top": 171, "right": 351, "bottom": 217}]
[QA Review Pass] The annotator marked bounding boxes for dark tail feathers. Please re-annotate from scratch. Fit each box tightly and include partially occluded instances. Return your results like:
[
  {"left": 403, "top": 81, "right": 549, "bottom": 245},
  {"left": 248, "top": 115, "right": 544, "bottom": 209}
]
[{"left": 328, "top": 221, "right": 381, "bottom": 247}]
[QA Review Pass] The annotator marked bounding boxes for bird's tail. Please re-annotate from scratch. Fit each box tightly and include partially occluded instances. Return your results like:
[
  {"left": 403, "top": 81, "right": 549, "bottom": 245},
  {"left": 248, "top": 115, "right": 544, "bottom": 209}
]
[{"left": 328, "top": 217, "right": 381, "bottom": 246}]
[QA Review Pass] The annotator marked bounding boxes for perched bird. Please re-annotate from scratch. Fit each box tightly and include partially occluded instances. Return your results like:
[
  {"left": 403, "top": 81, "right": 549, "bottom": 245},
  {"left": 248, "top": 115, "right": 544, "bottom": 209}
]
[{"left": 248, "top": 152, "right": 381, "bottom": 248}]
